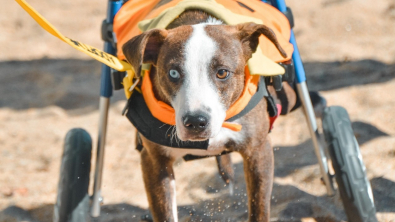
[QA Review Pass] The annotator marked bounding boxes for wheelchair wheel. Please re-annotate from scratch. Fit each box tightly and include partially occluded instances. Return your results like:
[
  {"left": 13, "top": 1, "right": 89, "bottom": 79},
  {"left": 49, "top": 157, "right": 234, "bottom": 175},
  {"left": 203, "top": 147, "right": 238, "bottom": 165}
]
[
  {"left": 54, "top": 128, "right": 92, "bottom": 222},
  {"left": 322, "top": 106, "right": 377, "bottom": 222}
]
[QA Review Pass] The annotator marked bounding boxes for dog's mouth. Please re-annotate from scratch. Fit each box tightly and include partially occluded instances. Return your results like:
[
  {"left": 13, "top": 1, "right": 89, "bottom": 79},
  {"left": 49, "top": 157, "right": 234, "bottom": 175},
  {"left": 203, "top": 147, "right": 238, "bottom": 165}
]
[
  {"left": 176, "top": 128, "right": 213, "bottom": 142},
  {"left": 187, "top": 137, "right": 209, "bottom": 142}
]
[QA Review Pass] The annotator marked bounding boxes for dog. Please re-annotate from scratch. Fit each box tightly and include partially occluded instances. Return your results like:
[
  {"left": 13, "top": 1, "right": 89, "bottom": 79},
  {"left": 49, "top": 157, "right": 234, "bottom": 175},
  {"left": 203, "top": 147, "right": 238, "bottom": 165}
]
[{"left": 122, "top": 9, "right": 297, "bottom": 222}]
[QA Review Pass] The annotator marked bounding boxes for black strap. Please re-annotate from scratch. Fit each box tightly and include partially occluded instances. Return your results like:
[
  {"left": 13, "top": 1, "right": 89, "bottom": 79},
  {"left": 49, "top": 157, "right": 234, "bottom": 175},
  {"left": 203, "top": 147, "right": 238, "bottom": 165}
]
[
  {"left": 266, "top": 95, "right": 278, "bottom": 117},
  {"left": 183, "top": 151, "right": 233, "bottom": 161},
  {"left": 236, "top": 1, "right": 255, "bottom": 12},
  {"left": 136, "top": 133, "right": 144, "bottom": 152},
  {"left": 227, "top": 76, "right": 268, "bottom": 122},
  {"left": 125, "top": 91, "right": 209, "bottom": 149}
]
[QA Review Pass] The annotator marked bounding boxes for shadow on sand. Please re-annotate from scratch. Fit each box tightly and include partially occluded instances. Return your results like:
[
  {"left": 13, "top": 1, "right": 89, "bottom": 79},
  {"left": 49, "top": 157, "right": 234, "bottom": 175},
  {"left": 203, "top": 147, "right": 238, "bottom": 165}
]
[
  {"left": 0, "top": 59, "right": 125, "bottom": 115},
  {"left": 3, "top": 174, "right": 393, "bottom": 222},
  {"left": 0, "top": 59, "right": 394, "bottom": 113},
  {"left": 1, "top": 130, "right": 393, "bottom": 222}
]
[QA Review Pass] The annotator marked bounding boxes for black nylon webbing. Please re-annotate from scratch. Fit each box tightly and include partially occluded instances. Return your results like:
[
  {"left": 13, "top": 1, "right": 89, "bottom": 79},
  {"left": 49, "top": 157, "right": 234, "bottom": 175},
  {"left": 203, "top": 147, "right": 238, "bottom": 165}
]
[{"left": 227, "top": 76, "right": 268, "bottom": 122}]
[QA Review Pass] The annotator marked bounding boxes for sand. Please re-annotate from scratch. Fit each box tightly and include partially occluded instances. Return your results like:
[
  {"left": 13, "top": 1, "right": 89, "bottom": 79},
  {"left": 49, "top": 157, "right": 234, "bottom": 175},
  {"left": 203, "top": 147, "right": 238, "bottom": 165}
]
[{"left": 0, "top": 0, "right": 394, "bottom": 221}]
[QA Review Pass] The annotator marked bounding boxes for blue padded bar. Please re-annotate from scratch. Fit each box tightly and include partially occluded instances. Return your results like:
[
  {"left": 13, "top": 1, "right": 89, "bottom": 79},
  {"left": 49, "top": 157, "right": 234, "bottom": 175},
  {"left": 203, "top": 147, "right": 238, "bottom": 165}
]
[
  {"left": 100, "top": 43, "right": 116, "bottom": 98},
  {"left": 107, "top": 0, "right": 123, "bottom": 23},
  {"left": 266, "top": 0, "right": 307, "bottom": 83},
  {"left": 289, "top": 32, "right": 306, "bottom": 83},
  {"left": 273, "top": 0, "right": 287, "bottom": 12},
  {"left": 100, "top": 0, "right": 123, "bottom": 98}
]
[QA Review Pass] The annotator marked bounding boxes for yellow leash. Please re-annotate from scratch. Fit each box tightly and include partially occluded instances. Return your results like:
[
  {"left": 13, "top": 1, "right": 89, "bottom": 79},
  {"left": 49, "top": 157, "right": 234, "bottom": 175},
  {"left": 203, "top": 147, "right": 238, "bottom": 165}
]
[{"left": 15, "top": 0, "right": 133, "bottom": 73}]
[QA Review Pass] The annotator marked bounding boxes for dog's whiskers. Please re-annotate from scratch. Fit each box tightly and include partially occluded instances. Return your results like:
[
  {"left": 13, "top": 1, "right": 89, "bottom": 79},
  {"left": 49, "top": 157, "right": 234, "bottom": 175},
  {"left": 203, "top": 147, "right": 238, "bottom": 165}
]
[
  {"left": 171, "top": 125, "right": 181, "bottom": 146},
  {"left": 167, "top": 125, "right": 176, "bottom": 146},
  {"left": 168, "top": 125, "right": 174, "bottom": 146},
  {"left": 165, "top": 125, "right": 173, "bottom": 139}
]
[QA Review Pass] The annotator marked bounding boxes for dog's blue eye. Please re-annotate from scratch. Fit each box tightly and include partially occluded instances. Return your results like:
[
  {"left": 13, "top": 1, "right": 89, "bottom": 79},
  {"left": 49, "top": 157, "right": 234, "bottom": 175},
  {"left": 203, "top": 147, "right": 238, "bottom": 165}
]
[
  {"left": 169, "top": 69, "right": 180, "bottom": 80},
  {"left": 216, "top": 69, "right": 230, "bottom": 80}
]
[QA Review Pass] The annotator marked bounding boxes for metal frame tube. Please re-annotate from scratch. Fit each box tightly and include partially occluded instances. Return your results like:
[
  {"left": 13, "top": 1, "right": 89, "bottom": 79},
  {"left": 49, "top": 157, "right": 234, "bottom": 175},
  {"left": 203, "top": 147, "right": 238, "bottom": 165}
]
[
  {"left": 297, "top": 82, "right": 335, "bottom": 196},
  {"left": 269, "top": 0, "right": 335, "bottom": 195},
  {"left": 91, "top": 97, "right": 111, "bottom": 217},
  {"left": 90, "top": 0, "right": 124, "bottom": 217}
]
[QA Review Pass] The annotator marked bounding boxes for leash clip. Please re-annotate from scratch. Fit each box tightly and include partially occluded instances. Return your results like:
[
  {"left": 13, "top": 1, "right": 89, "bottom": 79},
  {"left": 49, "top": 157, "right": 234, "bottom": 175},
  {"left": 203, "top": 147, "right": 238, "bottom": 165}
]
[
  {"left": 122, "top": 78, "right": 141, "bottom": 116},
  {"left": 128, "top": 78, "right": 141, "bottom": 92}
]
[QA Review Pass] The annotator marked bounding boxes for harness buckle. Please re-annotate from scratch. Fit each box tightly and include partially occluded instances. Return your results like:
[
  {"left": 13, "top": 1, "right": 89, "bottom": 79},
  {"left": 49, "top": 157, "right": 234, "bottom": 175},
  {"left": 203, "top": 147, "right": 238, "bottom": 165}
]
[
  {"left": 101, "top": 19, "right": 117, "bottom": 48},
  {"left": 279, "top": 60, "right": 295, "bottom": 84},
  {"left": 283, "top": 7, "right": 295, "bottom": 28},
  {"left": 111, "top": 70, "right": 126, "bottom": 90},
  {"left": 272, "top": 75, "right": 283, "bottom": 91}
]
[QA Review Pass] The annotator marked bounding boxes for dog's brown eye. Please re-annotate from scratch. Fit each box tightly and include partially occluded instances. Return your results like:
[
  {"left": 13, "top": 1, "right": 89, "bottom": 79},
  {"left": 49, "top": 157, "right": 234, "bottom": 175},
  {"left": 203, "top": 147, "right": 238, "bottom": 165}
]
[{"left": 216, "top": 69, "right": 230, "bottom": 79}]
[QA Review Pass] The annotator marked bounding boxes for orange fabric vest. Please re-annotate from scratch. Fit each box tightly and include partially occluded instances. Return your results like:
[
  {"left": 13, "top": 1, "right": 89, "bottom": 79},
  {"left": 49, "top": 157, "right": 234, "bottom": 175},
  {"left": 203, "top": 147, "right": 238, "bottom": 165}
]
[
  {"left": 113, "top": 0, "right": 293, "bottom": 131},
  {"left": 113, "top": 0, "right": 293, "bottom": 63}
]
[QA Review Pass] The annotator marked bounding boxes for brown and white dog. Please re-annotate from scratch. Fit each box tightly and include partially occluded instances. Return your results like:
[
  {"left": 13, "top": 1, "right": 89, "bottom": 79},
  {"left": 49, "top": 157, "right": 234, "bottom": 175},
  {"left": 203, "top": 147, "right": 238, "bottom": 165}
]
[{"left": 122, "top": 10, "right": 296, "bottom": 222}]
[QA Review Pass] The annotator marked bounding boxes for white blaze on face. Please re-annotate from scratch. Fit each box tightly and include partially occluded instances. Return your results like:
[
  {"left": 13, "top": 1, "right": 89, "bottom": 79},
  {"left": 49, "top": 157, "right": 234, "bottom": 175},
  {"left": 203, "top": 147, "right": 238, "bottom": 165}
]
[{"left": 172, "top": 23, "right": 226, "bottom": 140}]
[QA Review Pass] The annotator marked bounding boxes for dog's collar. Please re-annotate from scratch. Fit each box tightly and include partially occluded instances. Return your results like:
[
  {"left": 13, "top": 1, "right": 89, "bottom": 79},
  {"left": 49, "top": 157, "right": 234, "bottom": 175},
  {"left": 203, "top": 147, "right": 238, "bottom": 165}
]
[{"left": 141, "top": 66, "right": 260, "bottom": 132}]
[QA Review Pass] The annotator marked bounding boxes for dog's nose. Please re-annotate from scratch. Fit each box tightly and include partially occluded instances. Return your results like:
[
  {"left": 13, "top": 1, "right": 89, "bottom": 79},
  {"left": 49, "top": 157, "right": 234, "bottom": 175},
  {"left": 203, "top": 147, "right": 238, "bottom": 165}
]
[{"left": 182, "top": 113, "right": 209, "bottom": 132}]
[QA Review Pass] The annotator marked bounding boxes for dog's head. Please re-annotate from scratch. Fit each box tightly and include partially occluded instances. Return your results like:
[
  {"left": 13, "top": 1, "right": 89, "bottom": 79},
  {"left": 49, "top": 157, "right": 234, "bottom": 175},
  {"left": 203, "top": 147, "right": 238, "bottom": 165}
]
[{"left": 123, "top": 22, "right": 285, "bottom": 141}]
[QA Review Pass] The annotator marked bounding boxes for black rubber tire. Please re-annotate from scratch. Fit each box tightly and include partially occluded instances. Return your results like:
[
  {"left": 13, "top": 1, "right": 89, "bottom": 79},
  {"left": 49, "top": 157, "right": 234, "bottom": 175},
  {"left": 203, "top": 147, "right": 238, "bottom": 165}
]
[
  {"left": 322, "top": 106, "right": 377, "bottom": 222},
  {"left": 54, "top": 128, "right": 92, "bottom": 222}
]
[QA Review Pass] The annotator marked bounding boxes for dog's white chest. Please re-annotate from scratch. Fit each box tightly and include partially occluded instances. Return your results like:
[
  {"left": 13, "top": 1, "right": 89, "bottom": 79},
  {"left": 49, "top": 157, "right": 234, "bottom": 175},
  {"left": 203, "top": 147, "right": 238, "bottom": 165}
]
[
  {"left": 164, "top": 127, "right": 244, "bottom": 160},
  {"left": 208, "top": 127, "right": 244, "bottom": 147}
]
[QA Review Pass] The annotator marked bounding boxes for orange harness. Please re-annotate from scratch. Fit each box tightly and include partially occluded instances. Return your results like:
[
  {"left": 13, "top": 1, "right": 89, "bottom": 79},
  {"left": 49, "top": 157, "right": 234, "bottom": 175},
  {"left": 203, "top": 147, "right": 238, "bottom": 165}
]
[
  {"left": 141, "top": 66, "right": 260, "bottom": 132},
  {"left": 115, "top": 0, "right": 293, "bottom": 141}
]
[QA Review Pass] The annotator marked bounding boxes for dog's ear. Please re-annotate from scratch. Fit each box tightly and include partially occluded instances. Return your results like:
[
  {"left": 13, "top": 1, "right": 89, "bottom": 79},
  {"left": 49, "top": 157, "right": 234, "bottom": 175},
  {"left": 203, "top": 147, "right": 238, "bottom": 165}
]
[
  {"left": 236, "top": 22, "right": 287, "bottom": 61},
  {"left": 122, "top": 29, "right": 168, "bottom": 77}
]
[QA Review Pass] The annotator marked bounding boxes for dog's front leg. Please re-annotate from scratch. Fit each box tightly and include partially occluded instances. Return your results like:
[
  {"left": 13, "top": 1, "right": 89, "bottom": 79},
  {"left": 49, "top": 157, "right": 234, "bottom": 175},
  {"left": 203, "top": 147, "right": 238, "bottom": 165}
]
[
  {"left": 140, "top": 145, "right": 177, "bottom": 222},
  {"left": 241, "top": 139, "right": 274, "bottom": 222}
]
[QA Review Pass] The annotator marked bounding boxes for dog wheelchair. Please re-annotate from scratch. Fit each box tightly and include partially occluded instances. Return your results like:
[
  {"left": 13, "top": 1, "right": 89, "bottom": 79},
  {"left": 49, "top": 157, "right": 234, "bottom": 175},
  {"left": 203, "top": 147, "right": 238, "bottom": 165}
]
[{"left": 15, "top": 0, "right": 377, "bottom": 221}]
